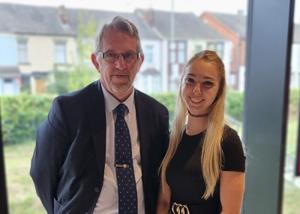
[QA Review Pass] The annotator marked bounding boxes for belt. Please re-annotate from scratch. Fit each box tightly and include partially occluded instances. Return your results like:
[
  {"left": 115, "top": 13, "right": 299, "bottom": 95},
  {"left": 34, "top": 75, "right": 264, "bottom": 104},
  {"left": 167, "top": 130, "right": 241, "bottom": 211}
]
[{"left": 170, "top": 202, "right": 190, "bottom": 214}]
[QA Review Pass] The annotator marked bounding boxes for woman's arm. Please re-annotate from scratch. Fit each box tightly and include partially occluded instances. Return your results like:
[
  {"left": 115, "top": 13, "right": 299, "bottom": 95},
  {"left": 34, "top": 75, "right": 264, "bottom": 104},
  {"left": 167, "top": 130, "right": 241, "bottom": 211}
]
[
  {"left": 220, "top": 171, "right": 245, "bottom": 214},
  {"left": 156, "top": 183, "right": 171, "bottom": 214}
]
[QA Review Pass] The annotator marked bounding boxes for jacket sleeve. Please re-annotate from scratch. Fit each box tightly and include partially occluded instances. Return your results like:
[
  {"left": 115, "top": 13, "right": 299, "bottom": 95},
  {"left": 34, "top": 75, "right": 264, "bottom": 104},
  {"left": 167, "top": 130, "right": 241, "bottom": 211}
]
[
  {"left": 160, "top": 106, "right": 170, "bottom": 156},
  {"left": 30, "top": 98, "right": 70, "bottom": 214}
]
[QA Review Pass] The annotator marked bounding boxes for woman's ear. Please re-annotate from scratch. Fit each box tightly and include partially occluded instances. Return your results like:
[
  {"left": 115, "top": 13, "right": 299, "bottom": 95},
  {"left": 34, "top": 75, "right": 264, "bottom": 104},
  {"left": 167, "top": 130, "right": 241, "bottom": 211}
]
[{"left": 91, "top": 53, "right": 100, "bottom": 70}]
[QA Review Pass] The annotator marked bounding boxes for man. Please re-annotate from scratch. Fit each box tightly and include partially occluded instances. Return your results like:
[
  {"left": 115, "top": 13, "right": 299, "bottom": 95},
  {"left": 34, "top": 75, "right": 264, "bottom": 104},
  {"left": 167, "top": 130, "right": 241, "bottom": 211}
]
[{"left": 30, "top": 16, "right": 169, "bottom": 214}]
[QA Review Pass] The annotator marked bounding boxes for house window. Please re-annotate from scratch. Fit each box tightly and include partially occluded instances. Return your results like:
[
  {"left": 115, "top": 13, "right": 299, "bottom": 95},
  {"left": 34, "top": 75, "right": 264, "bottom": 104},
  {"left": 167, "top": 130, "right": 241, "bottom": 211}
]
[
  {"left": 4, "top": 78, "right": 13, "bottom": 83},
  {"left": 54, "top": 41, "right": 67, "bottom": 64},
  {"left": 178, "top": 42, "right": 185, "bottom": 64},
  {"left": 169, "top": 41, "right": 186, "bottom": 64},
  {"left": 171, "top": 64, "right": 179, "bottom": 79},
  {"left": 170, "top": 51, "right": 176, "bottom": 63},
  {"left": 2, "top": 78, "right": 15, "bottom": 95},
  {"left": 194, "top": 45, "right": 203, "bottom": 54},
  {"left": 17, "top": 39, "right": 28, "bottom": 64},
  {"left": 207, "top": 42, "right": 224, "bottom": 58},
  {"left": 144, "top": 45, "right": 154, "bottom": 64}
]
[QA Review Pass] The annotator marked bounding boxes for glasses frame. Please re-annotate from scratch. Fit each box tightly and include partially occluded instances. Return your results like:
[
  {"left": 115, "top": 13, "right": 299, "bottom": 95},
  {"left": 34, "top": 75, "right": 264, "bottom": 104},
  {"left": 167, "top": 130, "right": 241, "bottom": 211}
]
[{"left": 97, "top": 51, "right": 141, "bottom": 64}]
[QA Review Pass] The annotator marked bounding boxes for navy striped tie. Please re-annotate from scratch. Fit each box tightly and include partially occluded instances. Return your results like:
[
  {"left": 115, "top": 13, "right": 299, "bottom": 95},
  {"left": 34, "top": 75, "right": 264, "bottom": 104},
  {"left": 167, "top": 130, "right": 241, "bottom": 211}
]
[{"left": 114, "top": 104, "right": 138, "bottom": 214}]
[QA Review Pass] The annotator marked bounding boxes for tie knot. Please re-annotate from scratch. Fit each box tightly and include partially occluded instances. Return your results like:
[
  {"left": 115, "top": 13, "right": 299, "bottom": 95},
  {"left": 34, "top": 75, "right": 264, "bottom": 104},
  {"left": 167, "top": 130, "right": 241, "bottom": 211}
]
[{"left": 115, "top": 104, "right": 128, "bottom": 117}]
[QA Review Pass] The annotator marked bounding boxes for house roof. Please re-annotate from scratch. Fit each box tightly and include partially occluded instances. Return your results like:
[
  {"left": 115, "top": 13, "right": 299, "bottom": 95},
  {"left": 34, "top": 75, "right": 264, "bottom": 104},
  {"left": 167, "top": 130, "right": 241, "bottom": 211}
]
[
  {"left": 0, "top": 66, "right": 20, "bottom": 77},
  {"left": 0, "top": 3, "right": 160, "bottom": 40},
  {"left": 135, "top": 9, "right": 223, "bottom": 40},
  {"left": 204, "top": 12, "right": 247, "bottom": 38},
  {"left": 0, "top": 3, "right": 75, "bottom": 36},
  {"left": 65, "top": 8, "right": 160, "bottom": 40}
]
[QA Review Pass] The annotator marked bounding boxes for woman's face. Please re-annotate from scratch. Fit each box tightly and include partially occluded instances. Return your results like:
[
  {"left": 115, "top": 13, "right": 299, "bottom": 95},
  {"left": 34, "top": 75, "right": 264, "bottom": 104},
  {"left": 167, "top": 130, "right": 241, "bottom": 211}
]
[{"left": 181, "top": 59, "right": 221, "bottom": 116}]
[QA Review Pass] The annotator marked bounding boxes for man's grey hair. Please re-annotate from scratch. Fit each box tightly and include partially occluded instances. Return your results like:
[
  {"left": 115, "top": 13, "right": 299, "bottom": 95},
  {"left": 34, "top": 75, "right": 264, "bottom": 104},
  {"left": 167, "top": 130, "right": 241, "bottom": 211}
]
[{"left": 94, "top": 16, "right": 143, "bottom": 55}]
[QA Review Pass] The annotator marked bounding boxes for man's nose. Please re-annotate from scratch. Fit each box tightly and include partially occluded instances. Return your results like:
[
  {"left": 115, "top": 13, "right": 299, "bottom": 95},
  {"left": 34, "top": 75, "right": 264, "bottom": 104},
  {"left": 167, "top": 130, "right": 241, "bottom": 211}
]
[
  {"left": 193, "top": 83, "right": 202, "bottom": 95},
  {"left": 114, "top": 55, "right": 126, "bottom": 69}
]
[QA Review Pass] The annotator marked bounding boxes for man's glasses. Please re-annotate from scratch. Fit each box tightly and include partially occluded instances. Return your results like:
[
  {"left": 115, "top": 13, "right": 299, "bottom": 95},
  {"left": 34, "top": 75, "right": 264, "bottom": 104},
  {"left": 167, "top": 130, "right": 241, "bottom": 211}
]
[{"left": 98, "top": 51, "right": 140, "bottom": 64}]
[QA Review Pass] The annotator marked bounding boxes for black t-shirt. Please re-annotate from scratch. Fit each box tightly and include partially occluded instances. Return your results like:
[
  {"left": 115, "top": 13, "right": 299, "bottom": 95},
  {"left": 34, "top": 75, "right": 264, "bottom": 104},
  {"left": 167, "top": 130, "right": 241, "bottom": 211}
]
[{"left": 166, "top": 126, "right": 245, "bottom": 214}]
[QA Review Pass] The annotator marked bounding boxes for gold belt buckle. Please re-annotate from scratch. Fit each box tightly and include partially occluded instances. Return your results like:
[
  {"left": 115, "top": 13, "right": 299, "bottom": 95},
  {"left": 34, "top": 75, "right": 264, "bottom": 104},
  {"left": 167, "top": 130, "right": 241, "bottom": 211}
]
[{"left": 171, "top": 202, "right": 190, "bottom": 214}]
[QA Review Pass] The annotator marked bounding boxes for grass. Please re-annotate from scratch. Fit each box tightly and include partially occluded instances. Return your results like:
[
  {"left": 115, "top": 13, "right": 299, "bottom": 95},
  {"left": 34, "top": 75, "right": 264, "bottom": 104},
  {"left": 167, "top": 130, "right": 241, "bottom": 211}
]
[
  {"left": 283, "top": 182, "right": 300, "bottom": 214},
  {"left": 282, "top": 115, "right": 300, "bottom": 214},
  {"left": 286, "top": 116, "right": 298, "bottom": 156},
  {"left": 4, "top": 142, "right": 45, "bottom": 214},
  {"left": 2, "top": 119, "right": 300, "bottom": 213}
]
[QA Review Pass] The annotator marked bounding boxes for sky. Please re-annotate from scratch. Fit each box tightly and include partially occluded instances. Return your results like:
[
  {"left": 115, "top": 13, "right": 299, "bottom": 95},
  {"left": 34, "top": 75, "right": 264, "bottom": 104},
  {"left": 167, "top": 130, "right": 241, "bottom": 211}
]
[
  {"left": 0, "top": 0, "right": 248, "bottom": 15},
  {"left": 0, "top": 0, "right": 299, "bottom": 21}
]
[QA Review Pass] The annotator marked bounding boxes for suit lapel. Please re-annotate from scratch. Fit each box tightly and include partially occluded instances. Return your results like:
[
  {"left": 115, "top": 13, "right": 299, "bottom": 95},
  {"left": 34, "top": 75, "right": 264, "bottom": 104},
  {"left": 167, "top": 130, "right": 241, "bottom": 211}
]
[
  {"left": 134, "top": 91, "right": 150, "bottom": 179},
  {"left": 87, "top": 81, "right": 106, "bottom": 176}
]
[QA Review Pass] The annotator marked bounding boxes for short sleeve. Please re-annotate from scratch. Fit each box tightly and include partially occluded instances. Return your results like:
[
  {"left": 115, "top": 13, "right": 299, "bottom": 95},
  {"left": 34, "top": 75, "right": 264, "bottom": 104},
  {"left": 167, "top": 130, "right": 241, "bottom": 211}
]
[{"left": 221, "top": 127, "right": 246, "bottom": 172}]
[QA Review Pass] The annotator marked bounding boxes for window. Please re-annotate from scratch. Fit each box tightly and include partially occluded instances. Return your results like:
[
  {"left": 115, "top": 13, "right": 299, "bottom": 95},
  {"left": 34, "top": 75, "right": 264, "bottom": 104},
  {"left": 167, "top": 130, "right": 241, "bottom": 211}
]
[
  {"left": 4, "top": 78, "right": 13, "bottom": 83},
  {"left": 169, "top": 41, "right": 186, "bottom": 63},
  {"left": 178, "top": 42, "right": 185, "bottom": 63},
  {"left": 17, "top": 39, "right": 28, "bottom": 64},
  {"left": 144, "top": 45, "right": 154, "bottom": 64},
  {"left": 207, "top": 42, "right": 224, "bottom": 58},
  {"left": 194, "top": 45, "right": 203, "bottom": 54},
  {"left": 54, "top": 41, "right": 67, "bottom": 64}
]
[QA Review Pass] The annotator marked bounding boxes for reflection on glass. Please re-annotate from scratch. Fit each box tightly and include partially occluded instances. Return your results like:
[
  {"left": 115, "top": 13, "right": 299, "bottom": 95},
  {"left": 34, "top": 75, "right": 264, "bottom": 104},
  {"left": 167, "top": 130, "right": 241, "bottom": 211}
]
[
  {"left": 283, "top": 0, "right": 300, "bottom": 213},
  {"left": 0, "top": 0, "right": 249, "bottom": 213}
]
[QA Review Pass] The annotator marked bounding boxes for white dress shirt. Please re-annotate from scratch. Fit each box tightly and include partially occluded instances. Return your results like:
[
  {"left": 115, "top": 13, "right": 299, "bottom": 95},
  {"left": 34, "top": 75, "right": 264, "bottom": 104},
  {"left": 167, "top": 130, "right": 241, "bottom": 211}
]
[{"left": 93, "top": 85, "right": 145, "bottom": 214}]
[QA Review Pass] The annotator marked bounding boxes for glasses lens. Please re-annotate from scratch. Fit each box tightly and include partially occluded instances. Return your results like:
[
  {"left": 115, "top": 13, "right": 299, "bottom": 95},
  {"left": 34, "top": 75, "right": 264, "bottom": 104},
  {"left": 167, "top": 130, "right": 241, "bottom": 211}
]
[
  {"left": 103, "top": 52, "right": 118, "bottom": 63},
  {"left": 123, "top": 52, "right": 138, "bottom": 63},
  {"left": 102, "top": 51, "right": 138, "bottom": 63}
]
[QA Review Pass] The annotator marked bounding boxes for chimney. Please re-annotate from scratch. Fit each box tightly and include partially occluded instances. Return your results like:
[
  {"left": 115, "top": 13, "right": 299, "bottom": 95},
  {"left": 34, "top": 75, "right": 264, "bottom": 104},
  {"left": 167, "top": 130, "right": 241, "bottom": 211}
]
[
  {"left": 58, "top": 5, "right": 68, "bottom": 25},
  {"left": 237, "top": 9, "right": 245, "bottom": 16},
  {"left": 143, "top": 9, "right": 155, "bottom": 27}
]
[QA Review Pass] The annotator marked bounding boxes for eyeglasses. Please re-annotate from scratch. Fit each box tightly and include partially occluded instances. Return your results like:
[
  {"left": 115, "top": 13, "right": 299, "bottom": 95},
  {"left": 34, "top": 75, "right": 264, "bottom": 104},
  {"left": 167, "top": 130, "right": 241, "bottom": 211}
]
[{"left": 98, "top": 51, "right": 140, "bottom": 64}]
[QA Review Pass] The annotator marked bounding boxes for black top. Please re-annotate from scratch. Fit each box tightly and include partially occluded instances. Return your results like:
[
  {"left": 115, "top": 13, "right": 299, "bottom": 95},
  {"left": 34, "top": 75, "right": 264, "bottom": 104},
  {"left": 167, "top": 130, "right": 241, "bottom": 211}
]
[{"left": 166, "top": 126, "right": 245, "bottom": 214}]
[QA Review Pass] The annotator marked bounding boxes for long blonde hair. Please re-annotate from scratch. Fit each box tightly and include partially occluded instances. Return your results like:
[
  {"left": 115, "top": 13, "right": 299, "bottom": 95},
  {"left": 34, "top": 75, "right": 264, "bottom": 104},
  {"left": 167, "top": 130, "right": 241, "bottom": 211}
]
[{"left": 160, "top": 50, "right": 226, "bottom": 199}]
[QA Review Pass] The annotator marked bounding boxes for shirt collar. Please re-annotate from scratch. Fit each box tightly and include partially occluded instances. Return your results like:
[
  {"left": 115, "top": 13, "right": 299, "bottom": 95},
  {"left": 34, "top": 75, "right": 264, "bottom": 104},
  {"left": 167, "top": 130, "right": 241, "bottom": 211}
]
[{"left": 101, "top": 83, "right": 135, "bottom": 114}]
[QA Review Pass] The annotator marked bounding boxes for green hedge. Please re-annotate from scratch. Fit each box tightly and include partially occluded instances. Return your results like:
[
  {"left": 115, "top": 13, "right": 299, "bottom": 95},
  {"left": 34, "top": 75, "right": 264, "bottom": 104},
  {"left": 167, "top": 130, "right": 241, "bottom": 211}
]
[
  {"left": 289, "top": 89, "right": 300, "bottom": 115},
  {"left": 153, "top": 91, "right": 245, "bottom": 122},
  {"left": 0, "top": 91, "right": 245, "bottom": 145},
  {"left": 1, "top": 95, "right": 53, "bottom": 145},
  {"left": 2, "top": 90, "right": 299, "bottom": 145},
  {"left": 151, "top": 93, "right": 177, "bottom": 122},
  {"left": 226, "top": 90, "right": 244, "bottom": 121}
]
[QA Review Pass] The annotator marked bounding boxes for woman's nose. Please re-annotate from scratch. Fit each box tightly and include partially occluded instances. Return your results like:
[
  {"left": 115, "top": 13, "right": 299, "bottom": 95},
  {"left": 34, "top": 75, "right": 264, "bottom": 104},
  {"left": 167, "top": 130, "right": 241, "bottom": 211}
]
[{"left": 193, "top": 83, "right": 201, "bottom": 95}]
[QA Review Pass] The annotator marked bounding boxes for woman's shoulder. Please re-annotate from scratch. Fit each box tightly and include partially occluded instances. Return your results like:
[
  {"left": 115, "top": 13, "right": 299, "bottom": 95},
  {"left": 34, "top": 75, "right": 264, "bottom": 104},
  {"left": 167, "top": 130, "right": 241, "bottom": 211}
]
[
  {"left": 221, "top": 125, "right": 246, "bottom": 171},
  {"left": 222, "top": 125, "right": 241, "bottom": 143}
]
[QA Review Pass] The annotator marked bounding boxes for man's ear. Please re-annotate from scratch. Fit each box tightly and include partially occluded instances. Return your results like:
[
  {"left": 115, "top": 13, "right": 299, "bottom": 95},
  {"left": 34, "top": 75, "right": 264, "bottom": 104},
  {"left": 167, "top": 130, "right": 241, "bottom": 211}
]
[
  {"left": 140, "top": 54, "right": 144, "bottom": 64},
  {"left": 91, "top": 53, "right": 100, "bottom": 71}
]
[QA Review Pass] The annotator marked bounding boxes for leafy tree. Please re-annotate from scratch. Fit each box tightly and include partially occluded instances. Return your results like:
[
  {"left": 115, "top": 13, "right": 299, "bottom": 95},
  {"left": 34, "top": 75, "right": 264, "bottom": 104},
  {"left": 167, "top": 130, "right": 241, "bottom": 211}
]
[{"left": 47, "top": 13, "right": 101, "bottom": 94}]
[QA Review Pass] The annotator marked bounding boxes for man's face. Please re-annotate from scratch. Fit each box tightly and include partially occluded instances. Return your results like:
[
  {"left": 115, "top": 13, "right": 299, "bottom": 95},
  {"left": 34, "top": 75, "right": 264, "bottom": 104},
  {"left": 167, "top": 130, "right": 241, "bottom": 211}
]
[{"left": 92, "top": 29, "right": 144, "bottom": 101}]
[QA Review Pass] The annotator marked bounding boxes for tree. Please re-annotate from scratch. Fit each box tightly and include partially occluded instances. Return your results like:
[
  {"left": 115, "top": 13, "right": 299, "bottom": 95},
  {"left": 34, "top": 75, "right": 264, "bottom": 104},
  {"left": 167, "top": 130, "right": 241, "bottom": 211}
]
[{"left": 47, "top": 12, "right": 100, "bottom": 94}]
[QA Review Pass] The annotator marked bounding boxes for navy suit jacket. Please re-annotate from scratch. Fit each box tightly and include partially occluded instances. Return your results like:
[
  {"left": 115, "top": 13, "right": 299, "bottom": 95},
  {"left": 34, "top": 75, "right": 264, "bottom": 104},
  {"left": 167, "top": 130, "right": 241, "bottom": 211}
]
[{"left": 30, "top": 81, "right": 169, "bottom": 214}]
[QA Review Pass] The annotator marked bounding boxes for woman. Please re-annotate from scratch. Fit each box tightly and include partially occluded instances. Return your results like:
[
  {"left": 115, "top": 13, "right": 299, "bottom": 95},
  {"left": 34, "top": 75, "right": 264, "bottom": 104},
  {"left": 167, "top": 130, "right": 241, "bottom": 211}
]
[{"left": 157, "top": 50, "right": 246, "bottom": 214}]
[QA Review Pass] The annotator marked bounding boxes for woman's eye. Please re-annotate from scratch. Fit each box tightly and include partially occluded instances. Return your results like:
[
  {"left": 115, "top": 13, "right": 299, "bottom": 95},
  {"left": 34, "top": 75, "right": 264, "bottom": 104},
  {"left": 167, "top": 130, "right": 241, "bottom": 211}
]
[
  {"left": 203, "top": 81, "right": 214, "bottom": 88},
  {"left": 184, "top": 77, "right": 195, "bottom": 85}
]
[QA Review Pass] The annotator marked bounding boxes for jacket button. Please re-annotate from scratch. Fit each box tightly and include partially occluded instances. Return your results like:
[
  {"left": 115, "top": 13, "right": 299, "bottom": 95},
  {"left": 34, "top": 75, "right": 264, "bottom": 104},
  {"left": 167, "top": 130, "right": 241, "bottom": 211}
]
[{"left": 94, "top": 187, "right": 100, "bottom": 193}]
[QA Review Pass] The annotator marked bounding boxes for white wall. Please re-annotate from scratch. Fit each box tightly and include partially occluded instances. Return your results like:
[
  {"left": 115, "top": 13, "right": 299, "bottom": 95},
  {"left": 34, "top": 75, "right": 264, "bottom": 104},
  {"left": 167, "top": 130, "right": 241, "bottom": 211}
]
[
  {"left": 18, "top": 35, "right": 77, "bottom": 74},
  {"left": 135, "top": 39, "right": 163, "bottom": 93}
]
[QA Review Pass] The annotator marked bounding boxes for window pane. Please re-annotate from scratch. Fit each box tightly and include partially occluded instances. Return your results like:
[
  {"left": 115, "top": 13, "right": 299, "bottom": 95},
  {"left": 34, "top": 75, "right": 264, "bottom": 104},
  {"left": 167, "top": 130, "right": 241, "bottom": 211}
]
[
  {"left": 283, "top": 0, "right": 300, "bottom": 212},
  {"left": 54, "top": 42, "right": 66, "bottom": 64},
  {"left": 0, "top": 1, "right": 250, "bottom": 213},
  {"left": 144, "top": 45, "right": 154, "bottom": 64},
  {"left": 17, "top": 40, "right": 28, "bottom": 64}
]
